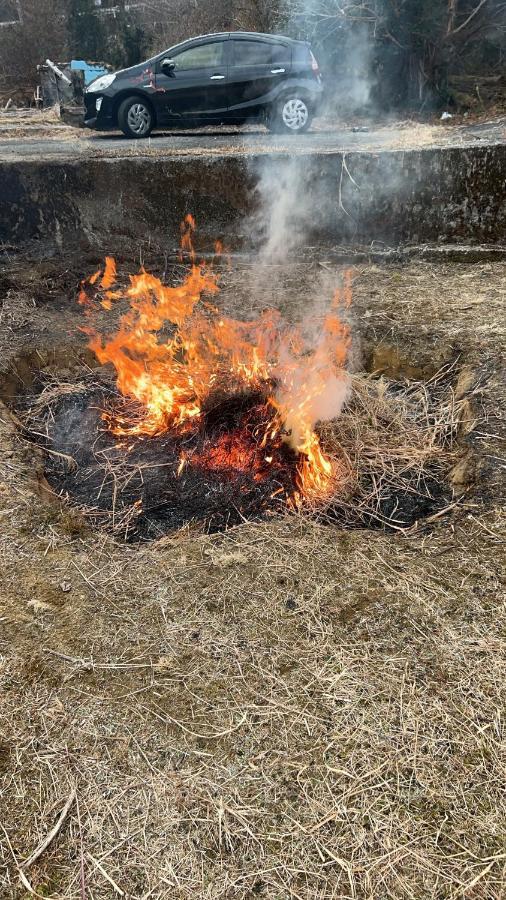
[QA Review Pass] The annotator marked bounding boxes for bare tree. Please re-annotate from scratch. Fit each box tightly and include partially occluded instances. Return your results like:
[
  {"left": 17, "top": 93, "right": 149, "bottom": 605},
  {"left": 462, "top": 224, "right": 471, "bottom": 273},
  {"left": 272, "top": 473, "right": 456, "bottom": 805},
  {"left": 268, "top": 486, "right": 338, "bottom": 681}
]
[
  {"left": 0, "top": 0, "right": 67, "bottom": 101},
  {"left": 282, "top": 0, "right": 506, "bottom": 107},
  {"left": 135, "top": 0, "right": 287, "bottom": 53}
]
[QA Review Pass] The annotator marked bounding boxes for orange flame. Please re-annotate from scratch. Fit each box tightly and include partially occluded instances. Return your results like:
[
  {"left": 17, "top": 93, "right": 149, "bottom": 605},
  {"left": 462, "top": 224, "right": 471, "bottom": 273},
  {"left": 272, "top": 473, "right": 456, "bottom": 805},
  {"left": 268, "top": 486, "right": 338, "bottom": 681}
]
[{"left": 79, "top": 219, "right": 351, "bottom": 503}]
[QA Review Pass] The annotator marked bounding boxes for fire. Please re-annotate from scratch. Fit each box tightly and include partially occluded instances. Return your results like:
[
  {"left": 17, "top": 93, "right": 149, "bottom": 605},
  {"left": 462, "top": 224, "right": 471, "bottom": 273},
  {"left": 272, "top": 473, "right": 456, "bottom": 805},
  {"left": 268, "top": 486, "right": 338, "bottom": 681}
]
[{"left": 78, "top": 219, "right": 351, "bottom": 505}]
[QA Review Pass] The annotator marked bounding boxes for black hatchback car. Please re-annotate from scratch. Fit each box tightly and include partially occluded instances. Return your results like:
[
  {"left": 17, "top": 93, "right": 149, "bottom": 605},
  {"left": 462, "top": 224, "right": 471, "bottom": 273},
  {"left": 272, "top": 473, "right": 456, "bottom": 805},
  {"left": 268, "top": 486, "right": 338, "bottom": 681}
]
[{"left": 84, "top": 31, "right": 322, "bottom": 138}]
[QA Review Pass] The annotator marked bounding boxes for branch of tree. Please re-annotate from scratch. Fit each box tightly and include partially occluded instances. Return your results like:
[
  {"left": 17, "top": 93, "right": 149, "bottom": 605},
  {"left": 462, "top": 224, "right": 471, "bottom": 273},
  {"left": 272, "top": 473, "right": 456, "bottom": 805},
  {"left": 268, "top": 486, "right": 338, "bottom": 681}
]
[{"left": 445, "top": 0, "right": 489, "bottom": 38}]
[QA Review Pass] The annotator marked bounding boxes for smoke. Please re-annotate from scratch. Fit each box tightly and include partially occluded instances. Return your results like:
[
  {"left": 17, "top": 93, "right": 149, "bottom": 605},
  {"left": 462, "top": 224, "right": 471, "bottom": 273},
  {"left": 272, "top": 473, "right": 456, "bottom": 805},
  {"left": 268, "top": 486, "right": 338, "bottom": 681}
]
[
  {"left": 253, "top": 156, "right": 315, "bottom": 265},
  {"left": 240, "top": 4, "right": 383, "bottom": 442},
  {"left": 248, "top": 2, "right": 378, "bottom": 263},
  {"left": 325, "top": 24, "right": 375, "bottom": 116},
  {"left": 248, "top": 152, "right": 354, "bottom": 444},
  {"left": 274, "top": 327, "right": 351, "bottom": 452},
  {"left": 285, "top": 0, "right": 376, "bottom": 119}
]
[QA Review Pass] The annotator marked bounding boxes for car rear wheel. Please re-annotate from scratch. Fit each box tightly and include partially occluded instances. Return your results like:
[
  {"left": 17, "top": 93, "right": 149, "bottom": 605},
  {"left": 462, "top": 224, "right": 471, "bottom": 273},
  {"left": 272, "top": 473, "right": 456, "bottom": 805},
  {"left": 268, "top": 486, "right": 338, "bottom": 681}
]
[
  {"left": 118, "top": 97, "right": 154, "bottom": 139},
  {"left": 268, "top": 96, "right": 312, "bottom": 134}
]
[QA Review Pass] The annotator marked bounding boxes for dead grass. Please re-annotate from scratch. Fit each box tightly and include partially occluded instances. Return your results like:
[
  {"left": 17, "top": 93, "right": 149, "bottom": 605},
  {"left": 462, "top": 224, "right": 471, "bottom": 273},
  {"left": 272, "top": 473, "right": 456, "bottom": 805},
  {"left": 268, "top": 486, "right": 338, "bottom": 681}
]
[
  {"left": 320, "top": 361, "right": 470, "bottom": 529},
  {"left": 0, "top": 505, "right": 504, "bottom": 898},
  {"left": 0, "top": 107, "right": 76, "bottom": 143},
  {"left": 0, "top": 256, "right": 505, "bottom": 898}
]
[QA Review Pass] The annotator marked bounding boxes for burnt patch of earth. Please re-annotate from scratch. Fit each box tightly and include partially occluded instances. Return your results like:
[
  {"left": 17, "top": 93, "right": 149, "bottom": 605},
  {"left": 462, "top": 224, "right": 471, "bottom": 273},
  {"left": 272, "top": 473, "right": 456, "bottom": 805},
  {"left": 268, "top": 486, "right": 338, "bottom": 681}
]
[
  {"left": 26, "top": 378, "right": 301, "bottom": 540},
  {"left": 15, "top": 363, "right": 461, "bottom": 541}
]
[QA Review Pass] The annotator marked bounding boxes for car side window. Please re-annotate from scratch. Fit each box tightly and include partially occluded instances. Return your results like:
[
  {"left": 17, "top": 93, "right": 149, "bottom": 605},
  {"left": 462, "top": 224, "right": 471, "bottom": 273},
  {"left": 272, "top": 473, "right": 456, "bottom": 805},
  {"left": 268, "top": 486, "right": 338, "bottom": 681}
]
[
  {"left": 232, "top": 40, "right": 291, "bottom": 67},
  {"left": 172, "top": 42, "right": 225, "bottom": 71}
]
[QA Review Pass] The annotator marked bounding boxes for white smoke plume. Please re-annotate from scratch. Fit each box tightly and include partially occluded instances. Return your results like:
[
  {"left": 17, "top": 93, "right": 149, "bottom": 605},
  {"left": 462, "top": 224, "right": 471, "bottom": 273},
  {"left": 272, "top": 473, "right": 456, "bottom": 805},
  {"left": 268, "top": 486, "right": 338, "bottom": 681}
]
[
  {"left": 240, "top": 1, "right": 381, "bottom": 440},
  {"left": 248, "top": 153, "right": 353, "bottom": 443},
  {"left": 254, "top": 156, "right": 316, "bottom": 265}
]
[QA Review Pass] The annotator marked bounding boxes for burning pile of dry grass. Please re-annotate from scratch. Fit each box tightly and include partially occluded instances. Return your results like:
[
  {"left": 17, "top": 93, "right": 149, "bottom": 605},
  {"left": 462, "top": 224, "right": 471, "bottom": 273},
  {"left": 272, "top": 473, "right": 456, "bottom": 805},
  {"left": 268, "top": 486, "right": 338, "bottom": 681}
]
[{"left": 19, "top": 360, "right": 467, "bottom": 539}]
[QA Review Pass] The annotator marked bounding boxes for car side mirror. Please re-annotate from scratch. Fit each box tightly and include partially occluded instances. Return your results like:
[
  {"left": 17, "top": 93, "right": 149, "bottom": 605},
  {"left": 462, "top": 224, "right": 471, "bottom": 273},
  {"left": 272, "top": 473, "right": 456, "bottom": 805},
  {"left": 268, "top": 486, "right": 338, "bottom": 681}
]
[{"left": 161, "top": 58, "right": 176, "bottom": 75}]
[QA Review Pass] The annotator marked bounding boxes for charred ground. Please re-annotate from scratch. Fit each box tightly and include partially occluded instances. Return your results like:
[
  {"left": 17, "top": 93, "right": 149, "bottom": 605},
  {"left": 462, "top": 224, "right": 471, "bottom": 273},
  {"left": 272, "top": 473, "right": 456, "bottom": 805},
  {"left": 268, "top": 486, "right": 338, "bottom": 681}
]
[
  {"left": 25, "top": 381, "right": 300, "bottom": 538},
  {"left": 18, "top": 364, "right": 458, "bottom": 541}
]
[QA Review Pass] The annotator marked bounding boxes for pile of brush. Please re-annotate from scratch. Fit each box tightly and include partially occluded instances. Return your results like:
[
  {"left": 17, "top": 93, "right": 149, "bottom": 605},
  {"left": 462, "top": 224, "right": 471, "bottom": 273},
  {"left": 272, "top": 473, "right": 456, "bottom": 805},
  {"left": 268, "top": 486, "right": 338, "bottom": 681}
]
[{"left": 20, "top": 363, "right": 467, "bottom": 540}]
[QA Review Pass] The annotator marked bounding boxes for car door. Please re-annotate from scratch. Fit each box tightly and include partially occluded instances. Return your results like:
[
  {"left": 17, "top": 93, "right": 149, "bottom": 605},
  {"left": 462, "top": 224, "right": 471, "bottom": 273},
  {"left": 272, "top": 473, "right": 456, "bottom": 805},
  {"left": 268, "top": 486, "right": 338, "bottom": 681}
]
[
  {"left": 154, "top": 39, "right": 230, "bottom": 122},
  {"left": 227, "top": 38, "right": 292, "bottom": 118}
]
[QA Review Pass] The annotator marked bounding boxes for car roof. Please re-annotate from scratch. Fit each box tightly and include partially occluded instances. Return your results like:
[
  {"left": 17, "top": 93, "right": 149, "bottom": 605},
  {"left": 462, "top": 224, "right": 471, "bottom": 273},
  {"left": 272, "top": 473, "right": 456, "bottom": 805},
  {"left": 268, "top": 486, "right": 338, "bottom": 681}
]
[
  {"left": 170, "top": 31, "right": 306, "bottom": 49},
  {"left": 228, "top": 32, "right": 306, "bottom": 44}
]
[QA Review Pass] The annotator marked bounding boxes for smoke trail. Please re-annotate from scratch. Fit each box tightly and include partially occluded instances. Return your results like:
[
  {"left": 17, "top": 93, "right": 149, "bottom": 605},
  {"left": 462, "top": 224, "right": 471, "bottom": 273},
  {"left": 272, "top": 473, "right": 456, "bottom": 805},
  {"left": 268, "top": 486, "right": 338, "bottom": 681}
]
[
  {"left": 247, "top": 154, "right": 353, "bottom": 436},
  {"left": 253, "top": 156, "right": 316, "bottom": 265},
  {"left": 285, "top": 0, "right": 376, "bottom": 120}
]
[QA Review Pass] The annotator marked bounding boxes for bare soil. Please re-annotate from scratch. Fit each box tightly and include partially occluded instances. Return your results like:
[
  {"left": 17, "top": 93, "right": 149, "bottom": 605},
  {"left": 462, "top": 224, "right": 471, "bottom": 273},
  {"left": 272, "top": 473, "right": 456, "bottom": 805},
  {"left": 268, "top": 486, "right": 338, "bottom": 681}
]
[{"left": 0, "top": 254, "right": 504, "bottom": 899}]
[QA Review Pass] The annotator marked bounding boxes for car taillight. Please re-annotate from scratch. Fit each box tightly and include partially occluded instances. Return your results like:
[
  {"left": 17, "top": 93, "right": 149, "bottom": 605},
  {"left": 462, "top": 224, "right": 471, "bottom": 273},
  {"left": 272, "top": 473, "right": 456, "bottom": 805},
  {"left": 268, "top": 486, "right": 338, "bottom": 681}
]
[{"left": 310, "top": 51, "right": 319, "bottom": 74}]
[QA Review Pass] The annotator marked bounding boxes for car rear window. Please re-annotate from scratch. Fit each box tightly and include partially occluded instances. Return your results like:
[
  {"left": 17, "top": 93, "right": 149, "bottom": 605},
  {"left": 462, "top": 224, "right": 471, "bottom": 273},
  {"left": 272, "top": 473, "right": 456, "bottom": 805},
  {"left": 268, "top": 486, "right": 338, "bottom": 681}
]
[
  {"left": 232, "top": 40, "right": 291, "bottom": 67},
  {"left": 172, "top": 42, "right": 225, "bottom": 71}
]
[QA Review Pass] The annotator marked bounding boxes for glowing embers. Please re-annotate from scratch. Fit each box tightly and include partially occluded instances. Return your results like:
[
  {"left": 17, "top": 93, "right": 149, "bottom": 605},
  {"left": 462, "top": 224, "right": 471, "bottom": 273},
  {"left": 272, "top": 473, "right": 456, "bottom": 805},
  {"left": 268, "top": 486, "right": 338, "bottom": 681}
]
[{"left": 37, "top": 382, "right": 322, "bottom": 539}]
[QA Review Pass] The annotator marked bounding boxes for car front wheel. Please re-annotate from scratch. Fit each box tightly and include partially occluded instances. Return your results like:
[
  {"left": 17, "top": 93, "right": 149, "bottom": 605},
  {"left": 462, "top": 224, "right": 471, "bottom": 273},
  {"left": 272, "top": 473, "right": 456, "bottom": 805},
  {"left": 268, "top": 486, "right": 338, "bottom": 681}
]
[
  {"left": 268, "top": 96, "right": 312, "bottom": 134},
  {"left": 118, "top": 97, "right": 154, "bottom": 139}
]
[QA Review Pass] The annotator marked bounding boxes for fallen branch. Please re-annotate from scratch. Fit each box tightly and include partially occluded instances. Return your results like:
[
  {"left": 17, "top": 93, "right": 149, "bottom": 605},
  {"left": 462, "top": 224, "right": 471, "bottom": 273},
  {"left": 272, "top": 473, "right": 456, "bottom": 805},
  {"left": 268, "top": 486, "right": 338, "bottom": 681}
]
[
  {"left": 23, "top": 787, "right": 76, "bottom": 869},
  {"left": 445, "top": 0, "right": 489, "bottom": 38}
]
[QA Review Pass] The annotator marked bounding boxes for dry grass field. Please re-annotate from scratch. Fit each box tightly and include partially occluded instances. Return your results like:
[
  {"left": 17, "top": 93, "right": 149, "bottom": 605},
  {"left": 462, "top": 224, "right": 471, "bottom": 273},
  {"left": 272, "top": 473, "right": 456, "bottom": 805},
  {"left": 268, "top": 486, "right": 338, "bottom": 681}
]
[{"left": 0, "top": 254, "right": 504, "bottom": 898}]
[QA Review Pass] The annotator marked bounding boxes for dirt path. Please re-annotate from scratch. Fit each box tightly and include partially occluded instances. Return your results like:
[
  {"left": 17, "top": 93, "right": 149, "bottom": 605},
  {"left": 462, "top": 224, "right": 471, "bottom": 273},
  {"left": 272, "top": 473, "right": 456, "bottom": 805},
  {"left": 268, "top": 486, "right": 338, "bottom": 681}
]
[{"left": 0, "top": 111, "right": 505, "bottom": 161}]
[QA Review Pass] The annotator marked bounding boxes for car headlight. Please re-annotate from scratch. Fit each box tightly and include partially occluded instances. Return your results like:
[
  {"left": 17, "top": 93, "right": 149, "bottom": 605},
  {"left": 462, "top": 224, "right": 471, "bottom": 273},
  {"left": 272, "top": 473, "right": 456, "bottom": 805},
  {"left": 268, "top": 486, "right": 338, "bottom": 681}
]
[{"left": 87, "top": 73, "right": 116, "bottom": 93}]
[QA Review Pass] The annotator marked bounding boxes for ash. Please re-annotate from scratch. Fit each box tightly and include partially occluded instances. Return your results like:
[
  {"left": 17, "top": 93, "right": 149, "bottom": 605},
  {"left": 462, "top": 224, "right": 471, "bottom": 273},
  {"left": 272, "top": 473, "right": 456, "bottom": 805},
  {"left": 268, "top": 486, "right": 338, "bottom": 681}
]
[
  {"left": 38, "top": 380, "right": 299, "bottom": 540},
  {"left": 21, "top": 361, "right": 463, "bottom": 542}
]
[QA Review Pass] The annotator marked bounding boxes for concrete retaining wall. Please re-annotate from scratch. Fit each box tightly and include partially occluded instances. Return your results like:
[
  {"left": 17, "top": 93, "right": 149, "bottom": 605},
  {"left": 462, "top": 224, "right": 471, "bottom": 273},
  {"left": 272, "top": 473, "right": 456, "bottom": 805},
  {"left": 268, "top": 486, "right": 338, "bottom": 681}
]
[{"left": 1, "top": 144, "right": 505, "bottom": 252}]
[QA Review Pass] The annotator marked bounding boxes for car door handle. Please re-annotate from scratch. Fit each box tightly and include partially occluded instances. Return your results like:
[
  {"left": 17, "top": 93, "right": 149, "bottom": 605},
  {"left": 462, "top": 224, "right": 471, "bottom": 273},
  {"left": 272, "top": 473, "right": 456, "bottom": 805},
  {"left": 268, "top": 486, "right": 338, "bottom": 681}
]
[
  {"left": 271, "top": 68, "right": 286, "bottom": 74},
  {"left": 210, "top": 74, "right": 225, "bottom": 80}
]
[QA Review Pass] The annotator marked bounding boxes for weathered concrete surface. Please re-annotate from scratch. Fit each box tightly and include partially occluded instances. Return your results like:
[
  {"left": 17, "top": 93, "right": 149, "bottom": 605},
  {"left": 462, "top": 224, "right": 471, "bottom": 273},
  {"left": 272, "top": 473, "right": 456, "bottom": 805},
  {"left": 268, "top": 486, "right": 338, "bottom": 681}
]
[{"left": 1, "top": 143, "right": 506, "bottom": 252}]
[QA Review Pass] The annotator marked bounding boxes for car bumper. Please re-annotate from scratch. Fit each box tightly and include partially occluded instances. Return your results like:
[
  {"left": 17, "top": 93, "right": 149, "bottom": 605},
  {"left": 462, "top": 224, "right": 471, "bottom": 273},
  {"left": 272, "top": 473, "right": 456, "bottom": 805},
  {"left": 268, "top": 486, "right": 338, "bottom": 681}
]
[{"left": 84, "top": 95, "right": 115, "bottom": 130}]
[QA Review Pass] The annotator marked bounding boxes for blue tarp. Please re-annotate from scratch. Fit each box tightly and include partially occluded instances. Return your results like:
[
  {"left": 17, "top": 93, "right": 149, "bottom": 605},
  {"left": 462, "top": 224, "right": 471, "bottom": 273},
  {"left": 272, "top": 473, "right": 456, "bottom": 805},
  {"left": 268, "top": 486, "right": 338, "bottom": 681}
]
[{"left": 70, "top": 59, "right": 109, "bottom": 86}]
